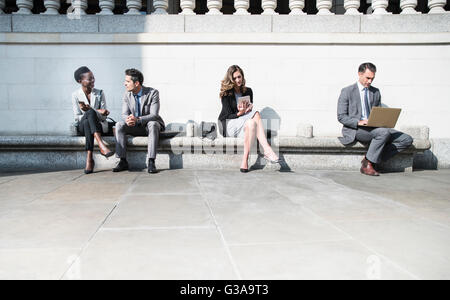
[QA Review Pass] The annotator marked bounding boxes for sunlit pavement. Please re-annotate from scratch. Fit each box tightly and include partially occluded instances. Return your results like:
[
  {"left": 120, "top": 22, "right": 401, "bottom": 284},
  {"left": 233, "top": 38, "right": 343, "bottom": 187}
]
[{"left": 0, "top": 168, "right": 449, "bottom": 280}]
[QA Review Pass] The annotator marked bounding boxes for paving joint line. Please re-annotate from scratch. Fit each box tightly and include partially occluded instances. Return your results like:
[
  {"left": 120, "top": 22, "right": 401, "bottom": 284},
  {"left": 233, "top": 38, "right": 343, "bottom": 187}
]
[
  {"left": 59, "top": 173, "right": 140, "bottom": 280},
  {"left": 194, "top": 170, "right": 243, "bottom": 280}
]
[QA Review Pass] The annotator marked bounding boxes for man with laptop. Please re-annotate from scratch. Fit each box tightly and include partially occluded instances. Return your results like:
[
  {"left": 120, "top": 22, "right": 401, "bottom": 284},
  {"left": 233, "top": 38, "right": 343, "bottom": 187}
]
[{"left": 337, "top": 62, "right": 413, "bottom": 176}]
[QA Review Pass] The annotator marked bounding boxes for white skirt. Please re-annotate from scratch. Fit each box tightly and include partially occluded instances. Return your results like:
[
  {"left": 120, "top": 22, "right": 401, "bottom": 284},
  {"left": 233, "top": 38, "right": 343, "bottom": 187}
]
[{"left": 226, "top": 110, "right": 258, "bottom": 138}]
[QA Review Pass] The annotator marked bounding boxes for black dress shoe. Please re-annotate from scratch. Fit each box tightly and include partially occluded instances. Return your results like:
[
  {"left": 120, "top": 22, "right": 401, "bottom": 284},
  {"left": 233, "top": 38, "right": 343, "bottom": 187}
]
[
  {"left": 148, "top": 159, "right": 157, "bottom": 174},
  {"left": 113, "top": 159, "right": 129, "bottom": 172},
  {"left": 240, "top": 168, "right": 249, "bottom": 173}
]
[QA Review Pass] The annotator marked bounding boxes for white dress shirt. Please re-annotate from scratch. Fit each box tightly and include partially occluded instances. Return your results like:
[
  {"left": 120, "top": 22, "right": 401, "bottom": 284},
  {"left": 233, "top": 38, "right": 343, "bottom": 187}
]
[{"left": 357, "top": 81, "right": 370, "bottom": 120}]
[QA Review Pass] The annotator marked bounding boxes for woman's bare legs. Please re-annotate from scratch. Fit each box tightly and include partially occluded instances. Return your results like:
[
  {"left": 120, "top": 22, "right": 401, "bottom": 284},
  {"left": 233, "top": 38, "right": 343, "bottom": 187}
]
[
  {"left": 252, "top": 112, "right": 278, "bottom": 161},
  {"left": 241, "top": 119, "right": 257, "bottom": 170},
  {"left": 85, "top": 150, "right": 94, "bottom": 171}
]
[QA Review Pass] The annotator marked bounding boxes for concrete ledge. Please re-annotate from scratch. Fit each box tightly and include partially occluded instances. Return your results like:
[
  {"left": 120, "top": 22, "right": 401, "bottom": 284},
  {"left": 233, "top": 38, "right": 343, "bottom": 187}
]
[
  {"left": 99, "top": 15, "right": 184, "bottom": 33},
  {"left": 0, "top": 15, "right": 11, "bottom": 33},
  {"left": 0, "top": 134, "right": 430, "bottom": 152},
  {"left": 276, "top": 137, "right": 429, "bottom": 154},
  {"left": 361, "top": 14, "right": 450, "bottom": 33},
  {"left": 414, "top": 138, "right": 450, "bottom": 170},
  {"left": 0, "top": 14, "right": 448, "bottom": 35},
  {"left": 185, "top": 15, "right": 272, "bottom": 33},
  {"left": 1, "top": 32, "right": 449, "bottom": 45},
  {"left": 273, "top": 15, "right": 360, "bottom": 33},
  {"left": 0, "top": 125, "right": 431, "bottom": 172},
  {"left": 12, "top": 15, "right": 99, "bottom": 33}
]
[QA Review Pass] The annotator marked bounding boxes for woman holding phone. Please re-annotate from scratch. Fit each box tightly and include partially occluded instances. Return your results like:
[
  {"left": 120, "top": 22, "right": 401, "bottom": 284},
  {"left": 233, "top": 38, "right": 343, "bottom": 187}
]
[
  {"left": 72, "top": 66, "right": 114, "bottom": 174},
  {"left": 218, "top": 65, "right": 279, "bottom": 173}
]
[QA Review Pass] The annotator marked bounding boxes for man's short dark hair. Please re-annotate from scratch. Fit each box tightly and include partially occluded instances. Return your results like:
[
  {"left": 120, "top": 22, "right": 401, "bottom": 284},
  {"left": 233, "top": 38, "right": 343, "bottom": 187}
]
[
  {"left": 125, "top": 68, "right": 144, "bottom": 85},
  {"left": 358, "top": 62, "right": 377, "bottom": 74},
  {"left": 74, "top": 66, "right": 91, "bottom": 83}
]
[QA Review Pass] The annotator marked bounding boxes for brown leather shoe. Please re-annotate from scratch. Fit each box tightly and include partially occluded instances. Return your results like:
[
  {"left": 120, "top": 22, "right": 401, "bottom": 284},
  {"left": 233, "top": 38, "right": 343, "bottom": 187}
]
[{"left": 360, "top": 158, "right": 380, "bottom": 176}]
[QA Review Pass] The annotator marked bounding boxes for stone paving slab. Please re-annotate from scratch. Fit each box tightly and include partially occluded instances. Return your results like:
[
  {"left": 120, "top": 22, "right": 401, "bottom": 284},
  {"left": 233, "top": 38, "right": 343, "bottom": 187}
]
[
  {"left": 230, "top": 240, "right": 415, "bottom": 280},
  {"left": 103, "top": 194, "right": 214, "bottom": 229},
  {"left": 0, "top": 202, "right": 114, "bottom": 249},
  {"left": 0, "top": 168, "right": 449, "bottom": 279},
  {"left": 0, "top": 248, "right": 79, "bottom": 280},
  {"left": 62, "top": 228, "right": 237, "bottom": 280},
  {"left": 334, "top": 218, "right": 450, "bottom": 280}
]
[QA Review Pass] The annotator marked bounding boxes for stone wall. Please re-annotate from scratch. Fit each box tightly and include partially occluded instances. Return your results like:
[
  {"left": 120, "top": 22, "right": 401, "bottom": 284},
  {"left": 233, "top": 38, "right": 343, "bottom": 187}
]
[{"left": 0, "top": 14, "right": 449, "bottom": 168}]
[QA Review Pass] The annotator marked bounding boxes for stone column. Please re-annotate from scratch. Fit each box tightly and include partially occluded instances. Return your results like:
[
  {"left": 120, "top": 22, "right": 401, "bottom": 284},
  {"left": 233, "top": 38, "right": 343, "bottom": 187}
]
[
  {"left": 154, "top": 0, "right": 169, "bottom": 14},
  {"left": 344, "top": 0, "right": 362, "bottom": 14},
  {"left": 371, "top": 0, "right": 390, "bottom": 14},
  {"left": 72, "top": 0, "right": 88, "bottom": 15},
  {"left": 234, "top": 0, "right": 250, "bottom": 15},
  {"left": 42, "top": 0, "right": 60, "bottom": 14},
  {"left": 289, "top": 0, "right": 305, "bottom": 15},
  {"left": 400, "top": 0, "right": 420, "bottom": 14},
  {"left": 126, "top": 0, "right": 142, "bottom": 15},
  {"left": 316, "top": 0, "right": 333, "bottom": 15},
  {"left": 0, "top": 0, "right": 5, "bottom": 14},
  {"left": 206, "top": 0, "right": 222, "bottom": 15},
  {"left": 15, "top": 0, "right": 34, "bottom": 14},
  {"left": 98, "top": 0, "right": 115, "bottom": 15},
  {"left": 428, "top": 0, "right": 448, "bottom": 14},
  {"left": 262, "top": 0, "right": 277, "bottom": 14},
  {"left": 180, "top": 0, "right": 195, "bottom": 14}
]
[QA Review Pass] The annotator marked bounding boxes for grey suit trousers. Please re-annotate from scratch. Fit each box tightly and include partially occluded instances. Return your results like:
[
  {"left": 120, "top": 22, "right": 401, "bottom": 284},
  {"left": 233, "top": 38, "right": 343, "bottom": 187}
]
[
  {"left": 115, "top": 120, "right": 161, "bottom": 160},
  {"left": 355, "top": 127, "right": 413, "bottom": 164}
]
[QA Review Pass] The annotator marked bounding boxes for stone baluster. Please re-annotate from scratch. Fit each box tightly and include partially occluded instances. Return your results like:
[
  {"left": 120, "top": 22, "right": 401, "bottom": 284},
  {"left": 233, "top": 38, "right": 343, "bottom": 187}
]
[
  {"left": 316, "top": 0, "right": 333, "bottom": 15},
  {"left": 234, "top": 0, "right": 250, "bottom": 15},
  {"left": 371, "top": 0, "right": 390, "bottom": 14},
  {"left": 206, "top": 0, "right": 222, "bottom": 15},
  {"left": 262, "top": 0, "right": 277, "bottom": 14},
  {"left": 98, "top": 0, "right": 115, "bottom": 15},
  {"left": 154, "top": 0, "right": 169, "bottom": 14},
  {"left": 428, "top": 0, "right": 448, "bottom": 14},
  {"left": 72, "top": 0, "right": 88, "bottom": 15},
  {"left": 180, "top": 0, "right": 195, "bottom": 14},
  {"left": 126, "top": 0, "right": 142, "bottom": 15},
  {"left": 344, "top": 0, "right": 362, "bottom": 14},
  {"left": 400, "top": 0, "right": 420, "bottom": 14},
  {"left": 289, "top": 0, "right": 305, "bottom": 15},
  {"left": 15, "top": 0, "right": 34, "bottom": 14},
  {"left": 42, "top": 0, "right": 60, "bottom": 14},
  {"left": 0, "top": 0, "right": 5, "bottom": 14}
]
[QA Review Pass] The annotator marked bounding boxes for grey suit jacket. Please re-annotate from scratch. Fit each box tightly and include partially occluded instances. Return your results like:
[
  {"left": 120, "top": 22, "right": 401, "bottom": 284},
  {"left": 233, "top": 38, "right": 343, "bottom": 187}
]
[
  {"left": 121, "top": 86, "right": 165, "bottom": 130},
  {"left": 72, "top": 87, "right": 108, "bottom": 128},
  {"left": 337, "top": 83, "right": 381, "bottom": 145}
]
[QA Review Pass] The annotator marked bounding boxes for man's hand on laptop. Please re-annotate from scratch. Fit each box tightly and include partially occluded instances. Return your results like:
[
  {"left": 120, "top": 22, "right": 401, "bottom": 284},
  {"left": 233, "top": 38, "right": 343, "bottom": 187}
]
[{"left": 358, "top": 120, "right": 368, "bottom": 126}]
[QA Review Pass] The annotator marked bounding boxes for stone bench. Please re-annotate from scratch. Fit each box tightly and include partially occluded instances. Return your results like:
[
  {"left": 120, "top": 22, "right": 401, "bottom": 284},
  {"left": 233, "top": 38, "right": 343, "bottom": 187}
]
[{"left": 0, "top": 124, "right": 430, "bottom": 172}]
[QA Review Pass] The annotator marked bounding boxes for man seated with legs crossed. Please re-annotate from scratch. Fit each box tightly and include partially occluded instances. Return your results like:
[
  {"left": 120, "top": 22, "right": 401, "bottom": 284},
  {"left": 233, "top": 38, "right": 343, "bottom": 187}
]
[
  {"left": 113, "top": 68, "right": 165, "bottom": 174},
  {"left": 337, "top": 62, "right": 413, "bottom": 176}
]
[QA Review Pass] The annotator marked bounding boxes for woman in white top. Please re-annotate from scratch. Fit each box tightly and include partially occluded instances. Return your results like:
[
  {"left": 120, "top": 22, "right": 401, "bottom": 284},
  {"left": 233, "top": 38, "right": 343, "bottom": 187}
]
[{"left": 72, "top": 66, "right": 114, "bottom": 174}]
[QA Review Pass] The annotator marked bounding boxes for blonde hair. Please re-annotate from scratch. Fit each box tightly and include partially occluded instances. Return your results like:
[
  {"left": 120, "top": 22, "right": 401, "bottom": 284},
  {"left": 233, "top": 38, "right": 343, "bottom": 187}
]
[{"left": 220, "top": 65, "right": 247, "bottom": 98}]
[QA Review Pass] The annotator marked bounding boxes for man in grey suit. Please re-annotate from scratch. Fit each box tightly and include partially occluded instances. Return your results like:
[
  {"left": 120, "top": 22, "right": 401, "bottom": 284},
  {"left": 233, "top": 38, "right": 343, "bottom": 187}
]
[
  {"left": 337, "top": 62, "right": 413, "bottom": 176},
  {"left": 113, "top": 68, "right": 165, "bottom": 173}
]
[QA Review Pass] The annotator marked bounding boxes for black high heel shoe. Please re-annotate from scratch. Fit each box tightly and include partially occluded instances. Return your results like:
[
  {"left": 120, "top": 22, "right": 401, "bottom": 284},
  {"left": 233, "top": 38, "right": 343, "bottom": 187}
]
[
  {"left": 100, "top": 150, "right": 114, "bottom": 158},
  {"left": 240, "top": 168, "right": 249, "bottom": 173},
  {"left": 84, "top": 160, "right": 95, "bottom": 174}
]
